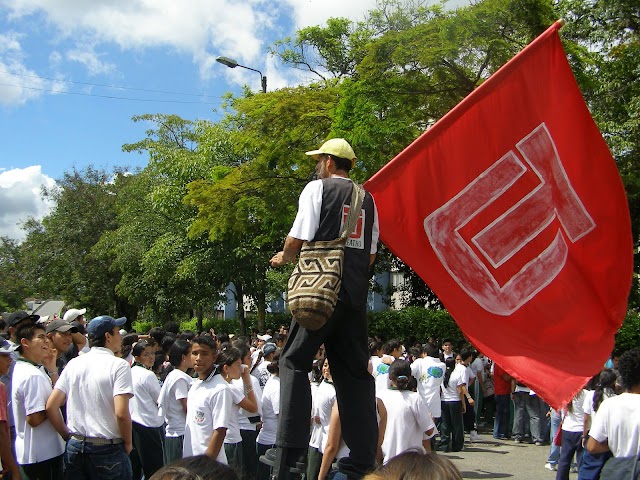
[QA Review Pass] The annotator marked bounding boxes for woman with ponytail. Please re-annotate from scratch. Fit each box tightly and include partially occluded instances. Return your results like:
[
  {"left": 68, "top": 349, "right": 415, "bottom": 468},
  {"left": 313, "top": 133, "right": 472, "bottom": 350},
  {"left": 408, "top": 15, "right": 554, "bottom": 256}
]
[
  {"left": 577, "top": 369, "right": 617, "bottom": 480},
  {"left": 378, "top": 359, "right": 434, "bottom": 463},
  {"left": 158, "top": 339, "right": 193, "bottom": 464},
  {"left": 217, "top": 345, "right": 259, "bottom": 475},
  {"left": 439, "top": 357, "right": 467, "bottom": 453},
  {"left": 130, "top": 340, "right": 165, "bottom": 479}
]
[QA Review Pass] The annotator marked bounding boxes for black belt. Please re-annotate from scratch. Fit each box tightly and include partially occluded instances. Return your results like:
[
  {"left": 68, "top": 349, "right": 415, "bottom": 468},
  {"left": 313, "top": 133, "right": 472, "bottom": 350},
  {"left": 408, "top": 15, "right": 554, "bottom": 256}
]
[{"left": 71, "top": 434, "right": 124, "bottom": 445}]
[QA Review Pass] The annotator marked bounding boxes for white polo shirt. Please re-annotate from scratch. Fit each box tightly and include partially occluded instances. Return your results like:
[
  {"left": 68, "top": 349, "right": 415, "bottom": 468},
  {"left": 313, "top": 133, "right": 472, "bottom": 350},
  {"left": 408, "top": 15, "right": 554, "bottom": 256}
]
[
  {"left": 441, "top": 363, "right": 468, "bottom": 402},
  {"left": 257, "top": 375, "right": 280, "bottom": 446},
  {"left": 130, "top": 365, "right": 163, "bottom": 428},
  {"left": 589, "top": 393, "right": 640, "bottom": 457},
  {"left": 12, "top": 359, "right": 65, "bottom": 464},
  {"left": 183, "top": 372, "right": 232, "bottom": 464},
  {"left": 411, "top": 356, "right": 445, "bottom": 418},
  {"left": 158, "top": 369, "right": 192, "bottom": 437},
  {"left": 224, "top": 381, "right": 248, "bottom": 444},
  {"left": 55, "top": 347, "right": 133, "bottom": 439}
]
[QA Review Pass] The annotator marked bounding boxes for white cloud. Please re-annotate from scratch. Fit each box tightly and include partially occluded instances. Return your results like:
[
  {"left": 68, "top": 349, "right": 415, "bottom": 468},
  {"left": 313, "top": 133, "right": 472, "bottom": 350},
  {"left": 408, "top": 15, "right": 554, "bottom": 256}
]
[
  {"left": 0, "top": 166, "right": 55, "bottom": 241},
  {"left": 66, "top": 44, "right": 115, "bottom": 76},
  {"left": 0, "top": 31, "right": 47, "bottom": 106},
  {"left": 283, "top": 0, "right": 377, "bottom": 29}
]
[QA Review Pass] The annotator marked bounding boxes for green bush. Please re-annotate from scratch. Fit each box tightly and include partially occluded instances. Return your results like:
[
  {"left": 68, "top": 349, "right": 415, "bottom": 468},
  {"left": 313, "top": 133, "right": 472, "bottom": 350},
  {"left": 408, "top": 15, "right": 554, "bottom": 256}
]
[
  {"left": 368, "top": 307, "right": 464, "bottom": 344},
  {"left": 615, "top": 310, "right": 640, "bottom": 351}
]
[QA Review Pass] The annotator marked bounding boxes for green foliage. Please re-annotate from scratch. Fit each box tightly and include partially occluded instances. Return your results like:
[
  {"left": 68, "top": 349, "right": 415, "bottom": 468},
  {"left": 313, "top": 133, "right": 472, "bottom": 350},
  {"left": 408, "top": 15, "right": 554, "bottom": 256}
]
[
  {"left": 368, "top": 307, "right": 464, "bottom": 344},
  {"left": 615, "top": 310, "right": 640, "bottom": 351},
  {"left": 0, "top": 237, "right": 31, "bottom": 311}
]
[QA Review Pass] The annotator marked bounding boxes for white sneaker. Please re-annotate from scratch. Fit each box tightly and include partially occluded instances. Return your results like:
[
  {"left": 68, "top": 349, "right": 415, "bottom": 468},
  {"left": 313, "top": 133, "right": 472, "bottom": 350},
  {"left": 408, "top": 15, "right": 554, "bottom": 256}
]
[
  {"left": 470, "top": 431, "right": 481, "bottom": 442},
  {"left": 544, "top": 463, "right": 557, "bottom": 471}
]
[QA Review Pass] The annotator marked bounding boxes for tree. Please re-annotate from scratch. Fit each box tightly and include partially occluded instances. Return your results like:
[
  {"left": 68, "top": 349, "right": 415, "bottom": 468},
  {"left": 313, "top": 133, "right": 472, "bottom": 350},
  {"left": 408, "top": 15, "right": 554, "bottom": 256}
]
[{"left": 0, "top": 237, "right": 30, "bottom": 311}]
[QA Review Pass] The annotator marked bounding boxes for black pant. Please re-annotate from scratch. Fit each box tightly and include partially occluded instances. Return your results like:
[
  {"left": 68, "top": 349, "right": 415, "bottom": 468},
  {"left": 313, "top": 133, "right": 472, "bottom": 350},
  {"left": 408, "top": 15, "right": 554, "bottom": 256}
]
[
  {"left": 131, "top": 422, "right": 164, "bottom": 479},
  {"left": 277, "top": 300, "right": 377, "bottom": 466},
  {"left": 439, "top": 401, "right": 465, "bottom": 452},
  {"left": 21, "top": 455, "right": 64, "bottom": 480},
  {"left": 240, "top": 429, "right": 259, "bottom": 480}
]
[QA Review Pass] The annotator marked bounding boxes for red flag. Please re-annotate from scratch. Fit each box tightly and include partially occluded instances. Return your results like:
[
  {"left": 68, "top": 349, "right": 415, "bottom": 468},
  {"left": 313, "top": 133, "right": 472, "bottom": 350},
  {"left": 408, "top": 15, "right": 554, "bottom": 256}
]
[{"left": 365, "top": 21, "right": 633, "bottom": 409}]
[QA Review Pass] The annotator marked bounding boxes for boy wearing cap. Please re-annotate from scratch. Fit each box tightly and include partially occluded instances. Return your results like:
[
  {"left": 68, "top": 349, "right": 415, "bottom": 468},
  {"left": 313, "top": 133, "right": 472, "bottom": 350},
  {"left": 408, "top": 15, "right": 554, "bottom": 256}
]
[
  {"left": 12, "top": 323, "right": 65, "bottom": 479},
  {"left": 269, "top": 138, "right": 379, "bottom": 478},
  {"left": 45, "top": 320, "right": 79, "bottom": 377},
  {"left": 0, "top": 338, "right": 20, "bottom": 479},
  {"left": 46, "top": 315, "right": 133, "bottom": 480}
]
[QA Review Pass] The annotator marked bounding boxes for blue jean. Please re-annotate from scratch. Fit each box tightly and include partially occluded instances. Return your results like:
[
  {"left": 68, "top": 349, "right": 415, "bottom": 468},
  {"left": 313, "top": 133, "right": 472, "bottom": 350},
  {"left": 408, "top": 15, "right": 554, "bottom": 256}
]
[
  {"left": 547, "top": 408, "right": 561, "bottom": 465},
  {"left": 493, "top": 394, "right": 510, "bottom": 439},
  {"left": 65, "top": 438, "right": 132, "bottom": 480},
  {"left": 578, "top": 449, "right": 611, "bottom": 480},
  {"left": 556, "top": 430, "right": 583, "bottom": 480}
]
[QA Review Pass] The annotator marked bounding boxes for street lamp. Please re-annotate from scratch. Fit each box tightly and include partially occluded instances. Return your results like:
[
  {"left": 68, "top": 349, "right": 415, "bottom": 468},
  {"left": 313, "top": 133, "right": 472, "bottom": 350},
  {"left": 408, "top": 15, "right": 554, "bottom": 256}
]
[{"left": 215, "top": 56, "right": 267, "bottom": 93}]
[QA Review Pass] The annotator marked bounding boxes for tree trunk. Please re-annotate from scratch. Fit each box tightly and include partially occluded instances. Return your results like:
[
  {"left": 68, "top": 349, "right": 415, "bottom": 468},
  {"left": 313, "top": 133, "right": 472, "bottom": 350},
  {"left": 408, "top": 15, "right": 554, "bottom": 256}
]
[
  {"left": 257, "top": 287, "right": 266, "bottom": 332},
  {"left": 236, "top": 282, "right": 247, "bottom": 335},
  {"left": 196, "top": 305, "right": 204, "bottom": 333}
]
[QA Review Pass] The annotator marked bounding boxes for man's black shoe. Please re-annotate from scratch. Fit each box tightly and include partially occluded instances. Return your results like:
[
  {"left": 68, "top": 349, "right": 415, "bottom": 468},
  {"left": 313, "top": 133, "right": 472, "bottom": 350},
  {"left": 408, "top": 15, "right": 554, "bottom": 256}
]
[{"left": 337, "top": 457, "right": 374, "bottom": 480}]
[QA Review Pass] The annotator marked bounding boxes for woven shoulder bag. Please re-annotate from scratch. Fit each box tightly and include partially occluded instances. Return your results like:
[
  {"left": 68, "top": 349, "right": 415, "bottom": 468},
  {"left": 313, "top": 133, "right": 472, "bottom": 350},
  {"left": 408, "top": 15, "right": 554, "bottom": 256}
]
[{"left": 287, "top": 183, "right": 366, "bottom": 330}]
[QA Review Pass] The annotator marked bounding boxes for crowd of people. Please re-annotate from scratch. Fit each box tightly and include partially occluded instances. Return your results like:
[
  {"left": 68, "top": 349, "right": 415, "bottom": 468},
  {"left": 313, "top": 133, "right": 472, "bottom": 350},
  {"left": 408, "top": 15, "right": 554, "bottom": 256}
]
[{"left": 0, "top": 307, "right": 637, "bottom": 480}]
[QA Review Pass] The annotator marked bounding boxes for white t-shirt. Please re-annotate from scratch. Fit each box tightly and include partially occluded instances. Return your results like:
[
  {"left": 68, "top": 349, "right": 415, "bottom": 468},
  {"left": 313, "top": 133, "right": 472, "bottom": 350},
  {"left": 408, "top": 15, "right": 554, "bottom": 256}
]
[
  {"left": 254, "top": 361, "right": 271, "bottom": 388},
  {"left": 130, "top": 365, "right": 163, "bottom": 428},
  {"left": 314, "top": 380, "right": 337, "bottom": 454},
  {"left": 12, "top": 360, "right": 65, "bottom": 464},
  {"left": 374, "top": 355, "right": 394, "bottom": 394},
  {"left": 158, "top": 369, "right": 192, "bottom": 437},
  {"left": 183, "top": 373, "right": 232, "bottom": 464},
  {"left": 257, "top": 375, "right": 280, "bottom": 446},
  {"left": 288, "top": 177, "right": 379, "bottom": 254},
  {"left": 235, "top": 376, "right": 262, "bottom": 432},
  {"left": 411, "top": 356, "right": 445, "bottom": 418},
  {"left": 378, "top": 388, "right": 435, "bottom": 462},
  {"left": 55, "top": 347, "right": 133, "bottom": 440},
  {"left": 309, "top": 381, "right": 323, "bottom": 449},
  {"left": 224, "top": 381, "right": 248, "bottom": 444},
  {"left": 589, "top": 393, "right": 640, "bottom": 457},
  {"left": 370, "top": 356, "right": 382, "bottom": 379},
  {"left": 562, "top": 390, "right": 589, "bottom": 432},
  {"left": 441, "top": 364, "right": 468, "bottom": 402}
]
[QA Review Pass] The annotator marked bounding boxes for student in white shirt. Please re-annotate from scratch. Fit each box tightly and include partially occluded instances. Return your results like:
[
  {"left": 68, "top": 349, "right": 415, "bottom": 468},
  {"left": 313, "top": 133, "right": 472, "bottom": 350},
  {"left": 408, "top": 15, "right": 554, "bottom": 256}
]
[
  {"left": 130, "top": 340, "right": 164, "bottom": 479},
  {"left": 375, "top": 340, "right": 402, "bottom": 394},
  {"left": 183, "top": 334, "right": 231, "bottom": 463},
  {"left": 158, "top": 339, "right": 193, "bottom": 464},
  {"left": 556, "top": 387, "right": 590, "bottom": 480},
  {"left": 12, "top": 323, "right": 65, "bottom": 479},
  {"left": 257, "top": 352, "right": 281, "bottom": 480},
  {"left": 307, "top": 358, "right": 336, "bottom": 480},
  {"left": 379, "top": 360, "right": 434, "bottom": 463},
  {"left": 231, "top": 341, "right": 263, "bottom": 480},
  {"left": 218, "top": 346, "right": 258, "bottom": 474},
  {"left": 439, "top": 357, "right": 467, "bottom": 452},
  {"left": 588, "top": 348, "right": 640, "bottom": 460}
]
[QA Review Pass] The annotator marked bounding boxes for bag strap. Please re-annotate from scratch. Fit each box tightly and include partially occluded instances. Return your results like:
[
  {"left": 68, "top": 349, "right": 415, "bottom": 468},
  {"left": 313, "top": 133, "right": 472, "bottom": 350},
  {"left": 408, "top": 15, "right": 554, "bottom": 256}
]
[{"left": 339, "top": 183, "right": 366, "bottom": 241}]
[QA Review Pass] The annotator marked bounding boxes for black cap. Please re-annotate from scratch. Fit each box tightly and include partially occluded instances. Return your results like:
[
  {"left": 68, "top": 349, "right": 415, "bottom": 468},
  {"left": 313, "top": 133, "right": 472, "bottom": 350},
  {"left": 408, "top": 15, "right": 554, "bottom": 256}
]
[
  {"left": 7, "top": 311, "right": 40, "bottom": 328},
  {"left": 45, "top": 319, "right": 79, "bottom": 335}
]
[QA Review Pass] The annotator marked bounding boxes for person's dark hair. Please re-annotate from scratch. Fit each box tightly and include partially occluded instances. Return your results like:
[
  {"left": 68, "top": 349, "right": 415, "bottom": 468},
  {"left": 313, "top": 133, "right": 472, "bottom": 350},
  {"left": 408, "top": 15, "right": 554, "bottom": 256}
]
[
  {"left": 274, "top": 333, "right": 286, "bottom": 344},
  {"left": 443, "top": 357, "right": 457, "bottom": 389},
  {"left": 231, "top": 340, "right": 250, "bottom": 360},
  {"left": 132, "top": 340, "right": 151, "bottom": 358},
  {"left": 16, "top": 323, "right": 45, "bottom": 350},
  {"left": 329, "top": 155, "right": 352, "bottom": 173},
  {"left": 425, "top": 343, "right": 439, "bottom": 359},
  {"left": 311, "top": 356, "right": 324, "bottom": 384},
  {"left": 235, "top": 335, "right": 250, "bottom": 346},
  {"left": 149, "top": 454, "right": 239, "bottom": 480},
  {"left": 364, "top": 450, "right": 462, "bottom": 480},
  {"left": 164, "top": 321, "right": 180, "bottom": 335},
  {"left": 618, "top": 348, "right": 640, "bottom": 391},
  {"left": 161, "top": 333, "right": 177, "bottom": 354},
  {"left": 267, "top": 351, "right": 281, "bottom": 376},
  {"left": 178, "top": 330, "right": 196, "bottom": 342},
  {"left": 192, "top": 333, "right": 217, "bottom": 352},
  {"left": 153, "top": 351, "right": 166, "bottom": 377},
  {"left": 148, "top": 327, "right": 165, "bottom": 345},
  {"left": 459, "top": 349, "right": 473, "bottom": 363},
  {"left": 389, "top": 359, "right": 412, "bottom": 391},
  {"left": 593, "top": 368, "right": 617, "bottom": 412},
  {"left": 408, "top": 346, "right": 422, "bottom": 361},
  {"left": 369, "top": 340, "right": 383, "bottom": 356},
  {"left": 217, "top": 333, "right": 230, "bottom": 345},
  {"left": 120, "top": 333, "right": 139, "bottom": 358},
  {"left": 383, "top": 339, "right": 402, "bottom": 355},
  {"left": 216, "top": 345, "right": 242, "bottom": 370},
  {"left": 169, "top": 340, "right": 192, "bottom": 368}
]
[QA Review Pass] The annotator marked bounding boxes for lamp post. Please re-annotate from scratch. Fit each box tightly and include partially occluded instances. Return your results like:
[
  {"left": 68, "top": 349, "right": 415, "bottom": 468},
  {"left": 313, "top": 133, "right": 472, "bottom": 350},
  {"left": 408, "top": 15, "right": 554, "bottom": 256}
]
[{"left": 215, "top": 56, "right": 267, "bottom": 93}]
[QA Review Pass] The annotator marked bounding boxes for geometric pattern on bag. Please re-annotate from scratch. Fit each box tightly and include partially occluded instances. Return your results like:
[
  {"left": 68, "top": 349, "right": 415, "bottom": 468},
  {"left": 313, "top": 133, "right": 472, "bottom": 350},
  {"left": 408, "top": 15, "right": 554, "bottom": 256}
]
[{"left": 287, "top": 239, "right": 345, "bottom": 331}]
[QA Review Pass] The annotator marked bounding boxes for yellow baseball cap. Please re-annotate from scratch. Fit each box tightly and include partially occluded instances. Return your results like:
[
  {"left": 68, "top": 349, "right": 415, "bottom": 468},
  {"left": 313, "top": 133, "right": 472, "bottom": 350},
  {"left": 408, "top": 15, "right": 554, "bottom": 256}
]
[{"left": 305, "top": 138, "right": 357, "bottom": 168}]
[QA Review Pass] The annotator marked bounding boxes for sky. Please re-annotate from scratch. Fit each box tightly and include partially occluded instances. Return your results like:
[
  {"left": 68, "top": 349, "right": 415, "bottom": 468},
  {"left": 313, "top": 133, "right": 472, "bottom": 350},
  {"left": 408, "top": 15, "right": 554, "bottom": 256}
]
[{"left": 0, "top": 0, "right": 383, "bottom": 241}]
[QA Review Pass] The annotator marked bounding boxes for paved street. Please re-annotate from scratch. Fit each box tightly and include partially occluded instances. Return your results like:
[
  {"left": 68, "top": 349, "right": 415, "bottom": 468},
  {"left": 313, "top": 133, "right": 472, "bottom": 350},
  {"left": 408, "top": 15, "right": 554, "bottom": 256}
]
[{"left": 442, "top": 432, "right": 561, "bottom": 479}]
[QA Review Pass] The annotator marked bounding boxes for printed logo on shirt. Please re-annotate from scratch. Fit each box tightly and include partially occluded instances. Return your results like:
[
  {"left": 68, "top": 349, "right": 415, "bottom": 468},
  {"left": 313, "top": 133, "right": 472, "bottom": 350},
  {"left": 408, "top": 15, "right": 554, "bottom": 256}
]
[
  {"left": 341, "top": 206, "right": 365, "bottom": 250},
  {"left": 377, "top": 363, "right": 389, "bottom": 375},
  {"left": 427, "top": 366, "right": 444, "bottom": 379},
  {"left": 194, "top": 410, "right": 206, "bottom": 425}
]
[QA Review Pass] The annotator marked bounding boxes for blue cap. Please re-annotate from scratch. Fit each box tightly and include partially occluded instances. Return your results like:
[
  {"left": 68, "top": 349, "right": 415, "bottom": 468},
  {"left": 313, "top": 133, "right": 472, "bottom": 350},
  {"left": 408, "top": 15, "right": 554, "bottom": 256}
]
[
  {"left": 0, "top": 338, "right": 18, "bottom": 354},
  {"left": 87, "top": 316, "right": 127, "bottom": 338}
]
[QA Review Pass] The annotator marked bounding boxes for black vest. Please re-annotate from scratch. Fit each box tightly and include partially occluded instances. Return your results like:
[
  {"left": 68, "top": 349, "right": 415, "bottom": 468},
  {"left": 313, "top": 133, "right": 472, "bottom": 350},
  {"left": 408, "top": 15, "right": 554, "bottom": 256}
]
[{"left": 313, "top": 178, "right": 375, "bottom": 309}]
